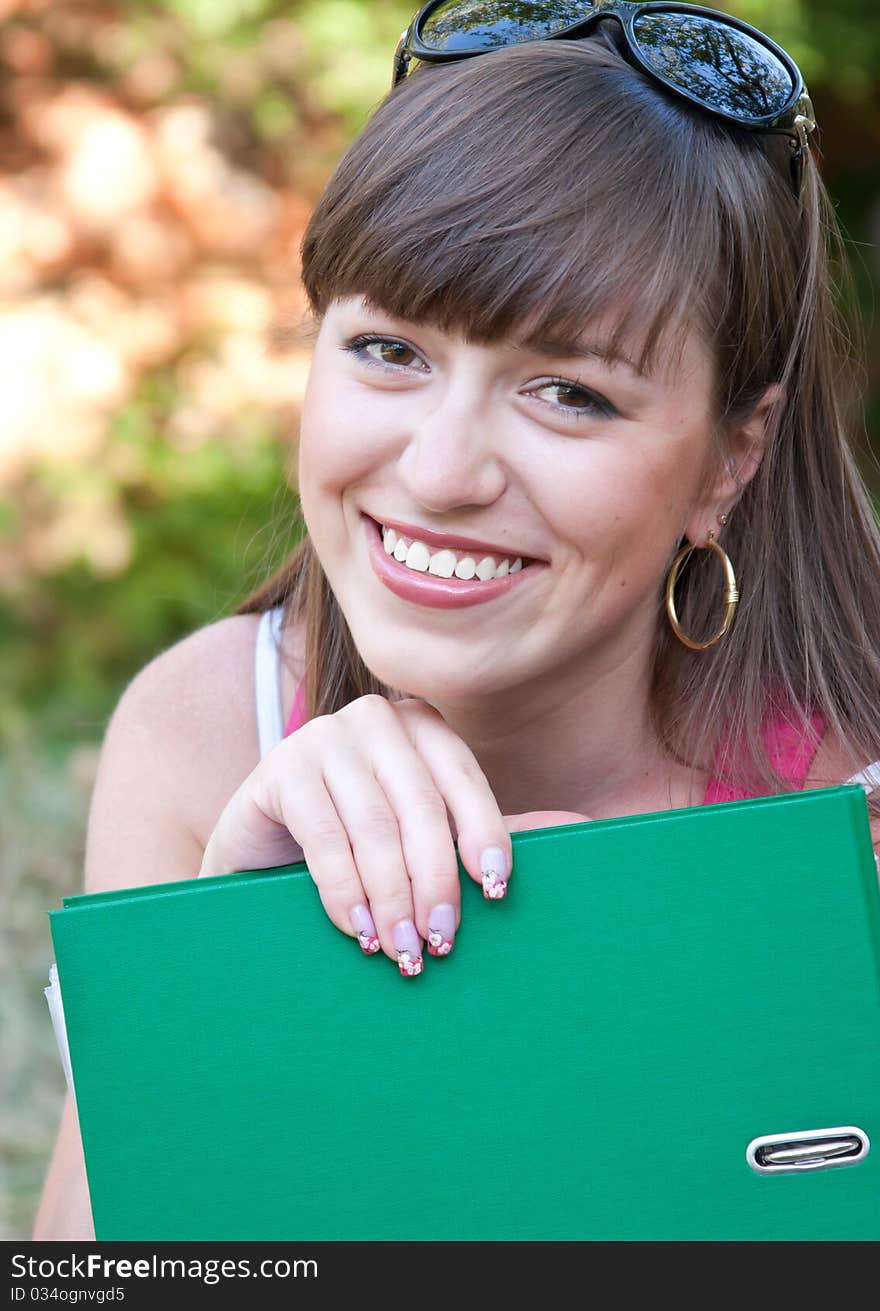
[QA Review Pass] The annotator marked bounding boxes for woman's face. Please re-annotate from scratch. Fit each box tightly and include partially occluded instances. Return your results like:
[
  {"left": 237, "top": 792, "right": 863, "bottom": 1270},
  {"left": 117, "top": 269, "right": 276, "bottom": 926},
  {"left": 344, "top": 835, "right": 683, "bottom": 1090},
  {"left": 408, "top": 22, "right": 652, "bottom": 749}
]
[{"left": 298, "top": 293, "right": 722, "bottom": 707}]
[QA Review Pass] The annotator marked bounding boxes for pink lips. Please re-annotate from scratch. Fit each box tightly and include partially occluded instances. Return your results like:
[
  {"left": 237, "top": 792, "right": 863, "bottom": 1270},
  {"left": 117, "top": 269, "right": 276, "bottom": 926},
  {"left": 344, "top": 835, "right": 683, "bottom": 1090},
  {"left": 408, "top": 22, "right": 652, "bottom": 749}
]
[
  {"left": 363, "top": 515, "right": 544, "bottom": 610},
  {"left": 375, "top": 515, "right": 542, "bottom": 564}
]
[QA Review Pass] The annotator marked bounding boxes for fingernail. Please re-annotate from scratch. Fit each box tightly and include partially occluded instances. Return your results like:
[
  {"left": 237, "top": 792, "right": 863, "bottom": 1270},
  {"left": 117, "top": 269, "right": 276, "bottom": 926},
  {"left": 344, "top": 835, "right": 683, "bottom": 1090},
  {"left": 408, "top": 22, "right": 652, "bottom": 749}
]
[
  {"left": 480, "top": 846, "right": 509, "bottom": 900},
  {"left": 427, "top": 903, "right": 456, "bottom": 957},
  {"left": 392, "top": 919, "right": 424, "bottom": 977},
  {"left": 350, "top": 904, "right": 380, "bottom": 955}
]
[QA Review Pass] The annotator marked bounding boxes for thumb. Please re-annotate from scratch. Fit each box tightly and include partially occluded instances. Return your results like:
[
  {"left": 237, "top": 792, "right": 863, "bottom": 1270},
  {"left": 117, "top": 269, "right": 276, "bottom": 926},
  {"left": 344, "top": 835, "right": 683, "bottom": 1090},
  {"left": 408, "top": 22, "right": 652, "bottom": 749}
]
[
  {"left": 450, "top": 810, "right": 593, "bottom": 898},
  {"left": 503, "top": 810, "right": 593, "bottom": 834}
]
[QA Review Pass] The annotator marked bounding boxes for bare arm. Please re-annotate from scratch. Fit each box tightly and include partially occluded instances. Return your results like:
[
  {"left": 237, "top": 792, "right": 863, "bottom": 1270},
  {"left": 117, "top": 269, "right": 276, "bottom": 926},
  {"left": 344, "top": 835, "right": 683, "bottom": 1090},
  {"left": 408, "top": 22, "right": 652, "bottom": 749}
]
[
  {"left": 32, "top": 1092, "right": 96, "bottom": 1241},
  {"left": 32, "top": 617, "right": 259, "bottom": 1239}
]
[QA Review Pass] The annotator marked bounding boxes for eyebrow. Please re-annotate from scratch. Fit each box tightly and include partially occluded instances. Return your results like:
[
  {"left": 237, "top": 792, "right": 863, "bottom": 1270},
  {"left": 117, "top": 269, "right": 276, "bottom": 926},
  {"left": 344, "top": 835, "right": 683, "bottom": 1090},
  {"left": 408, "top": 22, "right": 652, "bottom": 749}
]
[
  {"left": 354, "top": 300, "right": 651, "bottom": 381},
  {"left": 516, "top": 337, "right": 650, "bottom": 381}
]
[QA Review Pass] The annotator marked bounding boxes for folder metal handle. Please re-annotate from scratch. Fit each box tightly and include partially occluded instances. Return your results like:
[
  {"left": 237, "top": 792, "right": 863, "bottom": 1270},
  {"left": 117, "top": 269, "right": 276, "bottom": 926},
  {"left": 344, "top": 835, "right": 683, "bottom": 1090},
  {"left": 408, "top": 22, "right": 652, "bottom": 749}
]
[{"left": 746, "top": 1126, "right": 870, "bottom": 1174}]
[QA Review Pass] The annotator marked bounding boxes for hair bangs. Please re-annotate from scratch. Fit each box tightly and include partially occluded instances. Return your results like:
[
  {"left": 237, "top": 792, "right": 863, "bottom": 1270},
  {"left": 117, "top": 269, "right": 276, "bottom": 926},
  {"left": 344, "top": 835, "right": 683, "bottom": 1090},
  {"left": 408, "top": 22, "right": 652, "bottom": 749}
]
[{"left": 301, "top": 40, "right": 722, "bottom": 379}]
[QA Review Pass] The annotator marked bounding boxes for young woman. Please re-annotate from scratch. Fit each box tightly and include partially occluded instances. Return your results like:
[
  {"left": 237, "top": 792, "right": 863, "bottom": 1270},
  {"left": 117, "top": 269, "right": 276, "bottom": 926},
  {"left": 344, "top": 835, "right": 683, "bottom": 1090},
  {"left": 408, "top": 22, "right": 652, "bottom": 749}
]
[{"left": 35, "top": 3, "right": 880, "bottom": 1237}]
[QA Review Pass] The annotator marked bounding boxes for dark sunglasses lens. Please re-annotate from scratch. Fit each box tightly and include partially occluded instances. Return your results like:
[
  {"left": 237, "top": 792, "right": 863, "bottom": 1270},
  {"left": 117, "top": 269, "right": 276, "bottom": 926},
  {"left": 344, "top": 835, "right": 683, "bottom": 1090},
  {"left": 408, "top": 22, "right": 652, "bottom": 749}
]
[
  {"left": 420, "top": 0, "right": 595, "bottom": 54},
  {"left": 632, "top": 13, "right": 795, "bottom": 119}
]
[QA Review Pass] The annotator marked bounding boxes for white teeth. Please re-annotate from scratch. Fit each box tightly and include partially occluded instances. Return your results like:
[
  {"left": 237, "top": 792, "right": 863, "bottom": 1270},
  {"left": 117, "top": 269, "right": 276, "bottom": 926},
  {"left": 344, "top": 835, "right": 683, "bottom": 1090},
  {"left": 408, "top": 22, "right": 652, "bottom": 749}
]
[
  {"left": 428, "top": 549, "right": 457, "bottom": 578},
  {"left": 379, "top": 523, "right": 525, "bottom": 582},
  {"left": 404, "top": 541, "right": 431, "bottom": 572}
]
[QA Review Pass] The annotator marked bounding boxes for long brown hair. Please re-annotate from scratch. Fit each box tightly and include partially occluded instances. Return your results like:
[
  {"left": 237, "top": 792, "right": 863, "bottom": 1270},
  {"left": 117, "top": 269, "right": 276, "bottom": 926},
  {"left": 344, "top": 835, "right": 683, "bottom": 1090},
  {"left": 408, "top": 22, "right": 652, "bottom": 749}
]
[{"left": 238, "top": 30, "right": 880, "bottom": 807}]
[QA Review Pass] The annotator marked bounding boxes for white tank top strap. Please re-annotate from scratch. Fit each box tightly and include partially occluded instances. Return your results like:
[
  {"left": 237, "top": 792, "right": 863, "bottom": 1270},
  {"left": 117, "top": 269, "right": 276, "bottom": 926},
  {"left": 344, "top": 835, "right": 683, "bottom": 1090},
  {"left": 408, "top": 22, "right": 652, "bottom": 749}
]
[
  {"left": 254, "top": 606, "right": 285, "bottom": 760},
  {"left": 844, "top": 761, "right": 880, "bottom": 795}
]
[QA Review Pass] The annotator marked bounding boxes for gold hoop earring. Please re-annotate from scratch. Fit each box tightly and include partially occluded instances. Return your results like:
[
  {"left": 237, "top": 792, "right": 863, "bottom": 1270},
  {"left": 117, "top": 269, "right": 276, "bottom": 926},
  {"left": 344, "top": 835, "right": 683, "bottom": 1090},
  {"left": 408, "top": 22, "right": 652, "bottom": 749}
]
[{"left": 665, "top": 531, "right": 739, "bottom": 651}]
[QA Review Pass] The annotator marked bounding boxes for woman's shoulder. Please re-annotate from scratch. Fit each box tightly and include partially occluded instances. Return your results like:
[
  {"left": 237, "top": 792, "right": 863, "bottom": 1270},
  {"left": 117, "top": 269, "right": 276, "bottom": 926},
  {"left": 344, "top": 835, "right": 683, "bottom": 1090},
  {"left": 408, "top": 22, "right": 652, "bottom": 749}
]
[
  {"left": 129, "top": 606, "right": 306, "bottom": 755},
  {"left": 804, "top": 723, "right": 880, "bottom": 851},
  {"left": 804, "top": 723, "right": 876, "bottom": 789},
  {"left": 125, "top": 608, "right": 305, "bottom": 741},
  {"left": 124, "top": 611, "right": 263, "bottom": 746},
  {"left": 87, "top": 612, "right": 303, "bottom": 887}
]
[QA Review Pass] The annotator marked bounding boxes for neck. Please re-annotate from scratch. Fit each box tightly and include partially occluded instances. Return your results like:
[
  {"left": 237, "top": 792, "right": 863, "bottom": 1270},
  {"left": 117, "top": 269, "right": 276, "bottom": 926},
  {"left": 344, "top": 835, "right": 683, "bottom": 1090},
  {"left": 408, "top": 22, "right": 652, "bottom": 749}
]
[{"left": 428, "top": 626, "right": 699, "bottom": 822}]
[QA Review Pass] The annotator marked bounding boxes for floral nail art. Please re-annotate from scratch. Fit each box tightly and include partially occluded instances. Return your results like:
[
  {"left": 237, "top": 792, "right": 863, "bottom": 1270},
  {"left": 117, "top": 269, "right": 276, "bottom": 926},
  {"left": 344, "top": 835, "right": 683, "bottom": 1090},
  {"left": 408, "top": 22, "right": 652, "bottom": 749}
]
[
  {"left": 427, "top": 929, "right": 453, "bottom": 957},
  {"left": 480, "top": 847, "right": 509, "bottom": 900},
  {"left": 350, "top": 903, "right": 380, "bottom": 955},
  {"left": 397, "top": 950, "right": 424, "bottom": 977},
  {"left": 482, "top": 869, "right": 507, "bottom": 900}
]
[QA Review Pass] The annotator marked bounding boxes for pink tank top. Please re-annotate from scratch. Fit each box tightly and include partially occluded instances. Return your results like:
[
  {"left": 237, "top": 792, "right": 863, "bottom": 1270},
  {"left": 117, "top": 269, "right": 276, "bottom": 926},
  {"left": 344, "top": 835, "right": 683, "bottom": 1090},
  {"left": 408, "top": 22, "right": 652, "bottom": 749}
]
[
  {"left": 282, "top": 682, "right": 825, "bottom": 805},
  {"left": 701, "top": 708, "right": 826, "bottom": 803},
  {"left": 286, "top": 678, "right": 307, "bottom": 739}
]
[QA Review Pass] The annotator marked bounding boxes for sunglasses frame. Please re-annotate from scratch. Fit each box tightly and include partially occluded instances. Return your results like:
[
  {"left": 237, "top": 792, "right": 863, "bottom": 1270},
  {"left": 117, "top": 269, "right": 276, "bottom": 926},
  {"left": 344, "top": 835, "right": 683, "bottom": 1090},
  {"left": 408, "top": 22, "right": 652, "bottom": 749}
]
[{"left": 392, "top": 1, "right": 816, "bottom": 197}]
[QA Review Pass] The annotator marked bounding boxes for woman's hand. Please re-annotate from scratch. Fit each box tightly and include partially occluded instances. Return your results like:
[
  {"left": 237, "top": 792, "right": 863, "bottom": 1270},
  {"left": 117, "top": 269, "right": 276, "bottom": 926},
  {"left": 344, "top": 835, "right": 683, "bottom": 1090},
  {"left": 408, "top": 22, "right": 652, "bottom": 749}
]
[{"left": 200, "top": 695, "right": 590, "bottom": 975}]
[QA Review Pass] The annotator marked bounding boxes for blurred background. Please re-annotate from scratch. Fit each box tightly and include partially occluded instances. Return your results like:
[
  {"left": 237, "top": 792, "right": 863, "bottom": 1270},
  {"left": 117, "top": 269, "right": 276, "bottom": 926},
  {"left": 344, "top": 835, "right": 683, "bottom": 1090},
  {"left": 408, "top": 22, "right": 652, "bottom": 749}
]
[{"left": 1, "top": 0, "right": 877, "bottom": 1240}]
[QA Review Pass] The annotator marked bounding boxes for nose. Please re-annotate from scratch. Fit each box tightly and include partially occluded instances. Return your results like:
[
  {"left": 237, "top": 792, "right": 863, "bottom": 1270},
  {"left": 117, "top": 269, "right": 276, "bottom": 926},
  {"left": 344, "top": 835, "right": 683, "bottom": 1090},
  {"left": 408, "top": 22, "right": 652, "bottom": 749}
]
[{"left": 396, "top": 378, "right": 508, "bottom": 513}]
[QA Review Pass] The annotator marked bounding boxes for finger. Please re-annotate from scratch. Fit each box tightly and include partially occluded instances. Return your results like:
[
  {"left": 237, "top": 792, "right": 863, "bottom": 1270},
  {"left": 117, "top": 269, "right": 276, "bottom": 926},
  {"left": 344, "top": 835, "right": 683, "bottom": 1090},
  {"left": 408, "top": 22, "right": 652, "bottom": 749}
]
[
  {"left": 444, "top": 809, "right": 591, "bottom": 841},
  {"left": 317, "top": 731, "right": 425, "bottom": 976},
  {"left": 250, "top": 754, "right": 378, "bottom": 954},
  {"left": 393, "top": 700, "right": 513, "bottom": 902},
  {"left": 199, "top": 763, "right": 308, "bottom": 879},
  {"left": 356, "top": 708, "right": 463, "bottom": 956},
  {"left": 242, "top": 737, "right": 421, "bottom": 975},
  {"left": 504, "top": 810, "right": 592, "bottom": 832}
]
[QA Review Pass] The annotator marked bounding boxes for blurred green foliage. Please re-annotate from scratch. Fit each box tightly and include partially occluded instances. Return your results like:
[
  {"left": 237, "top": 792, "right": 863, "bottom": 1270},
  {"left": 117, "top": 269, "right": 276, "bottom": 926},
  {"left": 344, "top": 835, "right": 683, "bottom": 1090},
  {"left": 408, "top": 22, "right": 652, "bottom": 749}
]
[
  {"left": 737, "top": 0, "right": 880, "bottom": 95},
  {"left": 127, "top": 0, "right": 416, "bottom": 165},
  {"left": 0, "top": 406, "right": 299, "bottom": 756}
]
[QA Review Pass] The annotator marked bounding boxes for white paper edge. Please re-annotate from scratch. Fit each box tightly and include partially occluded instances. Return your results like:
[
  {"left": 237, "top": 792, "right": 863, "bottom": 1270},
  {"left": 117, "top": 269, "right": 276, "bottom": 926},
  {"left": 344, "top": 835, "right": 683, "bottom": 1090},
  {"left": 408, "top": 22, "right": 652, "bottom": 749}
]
[
  {"left": 45, "top": 962, "right": 77, "bottom": 1111},
  {"left": 844, "top": 764, "right": 880, "bottom": 795}
]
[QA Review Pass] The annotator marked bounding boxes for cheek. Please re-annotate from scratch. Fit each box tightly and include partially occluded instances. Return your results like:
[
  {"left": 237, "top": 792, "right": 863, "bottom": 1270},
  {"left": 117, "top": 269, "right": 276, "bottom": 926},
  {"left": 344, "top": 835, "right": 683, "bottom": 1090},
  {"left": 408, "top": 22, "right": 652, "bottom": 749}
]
[
  {"left": 299, "top": 365, "right": 392, "bottom": 496},
  {"left": 547, "top": 438, "right": 699, "bottom": 582}
]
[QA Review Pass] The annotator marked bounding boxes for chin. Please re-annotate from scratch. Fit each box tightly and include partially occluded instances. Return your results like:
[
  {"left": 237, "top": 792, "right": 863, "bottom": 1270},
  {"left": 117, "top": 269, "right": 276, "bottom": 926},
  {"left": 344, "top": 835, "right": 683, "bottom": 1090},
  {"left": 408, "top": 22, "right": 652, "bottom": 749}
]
[{"left": 352, "top": 639, "right": 484, "bottom": 705}]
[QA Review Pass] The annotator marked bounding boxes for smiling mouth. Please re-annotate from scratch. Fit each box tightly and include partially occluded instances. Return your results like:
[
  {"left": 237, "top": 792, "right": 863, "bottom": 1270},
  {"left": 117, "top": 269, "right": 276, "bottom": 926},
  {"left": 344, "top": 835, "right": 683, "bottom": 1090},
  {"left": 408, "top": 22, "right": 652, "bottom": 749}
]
[
  {"left": 361, "top": 513, "right": 547, "bottom": 610},
  {"left": 366, "top": 515, "right": 538, "bottom": 582}
]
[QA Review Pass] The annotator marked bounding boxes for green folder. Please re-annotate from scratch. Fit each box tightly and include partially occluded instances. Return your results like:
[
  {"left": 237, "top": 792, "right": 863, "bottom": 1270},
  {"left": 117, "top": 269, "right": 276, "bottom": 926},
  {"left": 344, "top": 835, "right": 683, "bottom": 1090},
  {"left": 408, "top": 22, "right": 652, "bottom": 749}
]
[{"left": 49, "top": 785, "right": 880, "bottom": 1241}]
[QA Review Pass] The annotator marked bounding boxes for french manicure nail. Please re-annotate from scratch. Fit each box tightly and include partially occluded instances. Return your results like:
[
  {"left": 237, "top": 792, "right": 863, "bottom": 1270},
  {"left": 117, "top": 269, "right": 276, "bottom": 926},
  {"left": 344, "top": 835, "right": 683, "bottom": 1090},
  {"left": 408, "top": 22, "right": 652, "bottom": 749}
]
[
  {"left": 350, "top": 904, "right": 380, "bottom": 955},
  {"left": 392, "top": 919, "right": 424, "bottom": 977},
  {"left": 427, "top": 903, "right": 456, "bottom": 956},
  {"left": 480, "top": 846, "right": 509, "bottom": 900}
]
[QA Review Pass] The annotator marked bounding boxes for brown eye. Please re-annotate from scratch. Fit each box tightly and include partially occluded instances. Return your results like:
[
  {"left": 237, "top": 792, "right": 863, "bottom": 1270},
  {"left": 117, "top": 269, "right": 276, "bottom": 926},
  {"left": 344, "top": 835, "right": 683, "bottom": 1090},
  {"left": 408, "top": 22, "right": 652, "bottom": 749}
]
[
  {"left": 546, "top": 384, "right": 591, "bottom": 409},
  {"left": 369, "top": 340, "right": 418, "bottom": 367},
  {"left": 531, "top": 378, "right": 615, "bottom": 421},
  {"left": 342, "top": 334, "right": 427, "bottom": 371}
]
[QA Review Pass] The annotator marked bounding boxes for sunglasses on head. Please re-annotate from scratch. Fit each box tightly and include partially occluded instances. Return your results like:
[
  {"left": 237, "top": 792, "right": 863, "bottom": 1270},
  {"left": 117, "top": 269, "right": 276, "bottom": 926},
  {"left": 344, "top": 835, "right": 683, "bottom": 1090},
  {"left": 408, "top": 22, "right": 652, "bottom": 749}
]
[{"left": 392, "top": 1, "right": 816, "bottom": 199}]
